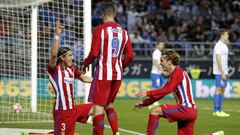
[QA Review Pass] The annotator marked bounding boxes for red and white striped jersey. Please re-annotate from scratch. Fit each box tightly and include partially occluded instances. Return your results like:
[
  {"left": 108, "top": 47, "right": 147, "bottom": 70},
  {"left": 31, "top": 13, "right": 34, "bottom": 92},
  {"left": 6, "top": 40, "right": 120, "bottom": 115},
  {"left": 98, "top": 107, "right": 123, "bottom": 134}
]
[
  {"left": 84, "top": 21, "right": 133, "bottom": 80},
  {"left": 146, "top": 66, "right": 196, "bottom": 108},
  {"left": 47, "top": 64, "right": 81, "bottom": 110}
]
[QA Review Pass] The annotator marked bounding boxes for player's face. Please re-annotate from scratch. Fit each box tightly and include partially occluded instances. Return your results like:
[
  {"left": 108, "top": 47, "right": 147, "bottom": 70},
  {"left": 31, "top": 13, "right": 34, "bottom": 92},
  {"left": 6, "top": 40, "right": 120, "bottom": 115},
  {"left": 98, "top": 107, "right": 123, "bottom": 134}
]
[
  {"left": 62, "top": 51, "right": 73, "bottom": 67},
  {"left": 223, "top": 32, "right": 229, "bottom": 41},
  {"left": 157, "top": 42, "right": 165, "bottom": 51},
  {"left": 160, "top": 55, "right": 171, "bottom": 73}
]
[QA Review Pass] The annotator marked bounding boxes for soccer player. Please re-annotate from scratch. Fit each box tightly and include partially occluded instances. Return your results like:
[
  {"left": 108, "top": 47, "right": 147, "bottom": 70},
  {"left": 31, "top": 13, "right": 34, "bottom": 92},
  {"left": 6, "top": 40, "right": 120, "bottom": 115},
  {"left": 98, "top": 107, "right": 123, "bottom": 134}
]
[
  {"left": 135, "top": 49, "right": 197, "bottom": 135},
  {"left": 82, "top": 3, "right": 134, "bottom": 135},
  {"left": 47, "top": 20, "right": 93, "bottom": 135},
  {"left": 212, "top": 29, "right": 230, "bottom": 117},
  {"left": 148, "top": 40, "right": 165, "bottom": 109}
]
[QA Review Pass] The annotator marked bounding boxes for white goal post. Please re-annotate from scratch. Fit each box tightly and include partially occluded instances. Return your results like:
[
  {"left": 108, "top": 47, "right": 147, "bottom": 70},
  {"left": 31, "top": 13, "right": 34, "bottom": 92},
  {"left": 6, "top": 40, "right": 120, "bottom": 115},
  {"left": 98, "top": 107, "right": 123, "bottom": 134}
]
[{"left": 0, "top": 0, "right": 91, "bottom": 123}]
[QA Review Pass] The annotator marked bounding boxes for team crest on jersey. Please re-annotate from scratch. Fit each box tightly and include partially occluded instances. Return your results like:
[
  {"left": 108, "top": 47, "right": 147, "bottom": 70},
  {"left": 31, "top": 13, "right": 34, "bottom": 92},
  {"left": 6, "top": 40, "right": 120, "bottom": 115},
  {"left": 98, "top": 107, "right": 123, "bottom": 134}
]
[{"left": 111, "top": 28, "right": 122, "bottom": 33}]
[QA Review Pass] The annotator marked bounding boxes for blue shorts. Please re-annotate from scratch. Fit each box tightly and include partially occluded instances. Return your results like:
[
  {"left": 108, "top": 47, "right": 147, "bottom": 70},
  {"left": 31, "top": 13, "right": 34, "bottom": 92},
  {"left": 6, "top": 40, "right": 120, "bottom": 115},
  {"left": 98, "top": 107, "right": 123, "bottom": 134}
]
[
  {"left": 151, "top": 73, "right": 165, "bottom": 89},
  {"left": 215, "top": 75, "right": 227, "bottom": 88}
]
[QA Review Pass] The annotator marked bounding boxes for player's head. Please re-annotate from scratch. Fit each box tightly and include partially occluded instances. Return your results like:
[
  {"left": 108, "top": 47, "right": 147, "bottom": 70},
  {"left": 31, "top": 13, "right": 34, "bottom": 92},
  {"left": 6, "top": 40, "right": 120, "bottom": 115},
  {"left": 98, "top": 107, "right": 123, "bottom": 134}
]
[
  {"left": 102, "top": 3, "right": 116, "bottom": 20},
  {"left": 160, "top": 49, "right": 180, "bottom": 73},
  {"left": 57, "top": 47, "right": 73, "bottom": 67},
  {"left": 220, "top": 28, "right": 229, "bottom": 42},
  {"left": 156, "top": 39, "right": 165, "bottom": 51}
]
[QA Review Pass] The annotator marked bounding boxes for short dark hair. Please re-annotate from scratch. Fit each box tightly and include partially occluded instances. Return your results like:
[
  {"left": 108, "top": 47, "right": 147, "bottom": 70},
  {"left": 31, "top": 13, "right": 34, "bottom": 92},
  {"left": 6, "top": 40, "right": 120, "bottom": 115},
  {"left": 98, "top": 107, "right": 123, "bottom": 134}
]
[
  {"left": 220, "top": 28, "right": 229, "bottom": 36},
  {"left": 102, "top": 3, "right": 116, "bottom": 16},
  {"left": 57, "top": 47, "right": 71, "bottom": 64},
  {"left": 162, "top": 49, "right": 180, "bottom": 66}
]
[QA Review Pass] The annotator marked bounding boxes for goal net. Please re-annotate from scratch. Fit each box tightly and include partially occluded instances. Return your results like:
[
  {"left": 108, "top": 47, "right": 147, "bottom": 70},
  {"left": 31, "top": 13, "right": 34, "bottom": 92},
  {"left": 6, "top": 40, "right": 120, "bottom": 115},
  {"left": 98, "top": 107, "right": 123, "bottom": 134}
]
[{"left": 0, "top": 0, "right": 91, "bottom": 123}]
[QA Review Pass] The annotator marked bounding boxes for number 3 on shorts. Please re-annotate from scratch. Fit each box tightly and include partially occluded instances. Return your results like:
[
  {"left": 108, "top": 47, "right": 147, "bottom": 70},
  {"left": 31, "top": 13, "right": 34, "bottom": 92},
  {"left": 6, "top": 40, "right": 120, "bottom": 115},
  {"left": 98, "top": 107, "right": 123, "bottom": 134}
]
[
  {"left": 61, "top": 123, "right": 66, "bottom": 135},
  {"left": 112, "top": 37, "right": 120, "bottom": 57}
]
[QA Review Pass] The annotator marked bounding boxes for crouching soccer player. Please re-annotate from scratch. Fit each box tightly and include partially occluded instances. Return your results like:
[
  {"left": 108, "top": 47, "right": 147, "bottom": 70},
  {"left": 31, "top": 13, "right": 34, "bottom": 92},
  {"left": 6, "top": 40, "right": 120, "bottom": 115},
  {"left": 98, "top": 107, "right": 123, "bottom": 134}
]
[
  {"left": 135, "top": 49, "right": 197, "bottom": 135},
  {"left": 47, "top": 20, "right": 93, "bottom": 135}
]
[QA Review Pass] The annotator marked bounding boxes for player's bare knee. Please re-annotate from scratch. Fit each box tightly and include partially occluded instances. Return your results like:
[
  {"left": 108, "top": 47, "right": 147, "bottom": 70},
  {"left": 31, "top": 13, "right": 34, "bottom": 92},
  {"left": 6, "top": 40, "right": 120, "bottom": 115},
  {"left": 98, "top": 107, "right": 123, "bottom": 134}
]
[
  {"left": 150, "top": 107, "right": 162, "bottom": 115},
  {"left": 105, "top": 103, "right": 113, "bottom": 110}
]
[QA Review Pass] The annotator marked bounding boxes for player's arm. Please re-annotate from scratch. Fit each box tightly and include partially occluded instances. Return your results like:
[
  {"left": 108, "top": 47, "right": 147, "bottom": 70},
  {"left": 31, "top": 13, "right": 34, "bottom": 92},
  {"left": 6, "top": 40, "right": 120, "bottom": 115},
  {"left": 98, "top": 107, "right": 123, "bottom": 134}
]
[
  {"left": 82, "top": 28, "right": 101, "bottom": 73},
  {"left": 147, "top": 71, "right": 183, "bottom": 99},
  {"left": 49, "top": 20, "right": 63, "bottom": 68},
  {"left": 216, "top": 54, "right": 227, "bottom": 80},
  {"left": 73, "top": 65, "right": 93, "bottom": 83},
  {"left": 122, "top": 31, "right": 134, "bottom": 68},
  {"left": 79, "top": 74, "right": 93, "bottom": 83}
]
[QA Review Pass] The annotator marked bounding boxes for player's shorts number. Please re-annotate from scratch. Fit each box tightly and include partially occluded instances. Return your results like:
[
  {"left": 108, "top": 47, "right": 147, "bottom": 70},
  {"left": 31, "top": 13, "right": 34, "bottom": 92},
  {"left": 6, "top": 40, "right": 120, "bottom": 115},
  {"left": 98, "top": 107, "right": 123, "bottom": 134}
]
[
  {"left": 61, "top": 123, "right": 66, "bottom": 135},
  {"left": 112, "top": 37, "right": 120, "bottom": 57}
]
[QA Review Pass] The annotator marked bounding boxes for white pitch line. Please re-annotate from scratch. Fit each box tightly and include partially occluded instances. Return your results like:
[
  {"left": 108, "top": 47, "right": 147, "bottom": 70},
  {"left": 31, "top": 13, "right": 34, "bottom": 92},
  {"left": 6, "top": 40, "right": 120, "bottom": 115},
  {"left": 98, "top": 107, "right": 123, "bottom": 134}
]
[
  {"left": 202, "top": 107, "right": 240, "bottom": 113},
  {"left": 104, "top": 124, "right": 145, "bottom": 135},
  {"left": 87, "top": 121, "right": 145, "bottom": 135}
]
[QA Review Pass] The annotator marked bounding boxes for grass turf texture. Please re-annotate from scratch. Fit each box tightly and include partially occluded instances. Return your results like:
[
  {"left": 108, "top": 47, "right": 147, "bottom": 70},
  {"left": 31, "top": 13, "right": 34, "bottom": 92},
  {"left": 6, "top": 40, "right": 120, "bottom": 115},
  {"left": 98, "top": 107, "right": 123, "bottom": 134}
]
[{"left": 1, "top": 99, "right": 240, "bottom": 135}]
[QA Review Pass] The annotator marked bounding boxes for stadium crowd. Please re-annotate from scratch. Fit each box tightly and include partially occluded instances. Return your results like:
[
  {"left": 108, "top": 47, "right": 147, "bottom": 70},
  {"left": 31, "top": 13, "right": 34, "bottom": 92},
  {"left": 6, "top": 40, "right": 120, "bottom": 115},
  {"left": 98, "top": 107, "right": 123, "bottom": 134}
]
[{"left": 93, "top": 0, "right": 240, "bottom": 44}]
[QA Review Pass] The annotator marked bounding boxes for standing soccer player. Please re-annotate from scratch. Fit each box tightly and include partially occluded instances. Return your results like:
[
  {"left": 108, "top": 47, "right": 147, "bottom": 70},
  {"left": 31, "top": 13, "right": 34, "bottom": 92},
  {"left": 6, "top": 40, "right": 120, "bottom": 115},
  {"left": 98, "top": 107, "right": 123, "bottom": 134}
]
[
  {"left": 47, "top": 20, "right": 93, "bottom": 135},
  {"left": 151, "top": 40, "right": 165, "bottom": 89},
  {"left": 82, "top": 3, "right": 133, "bottom": 135},
  {"left": 212, "top": 29, "right": 230, "bottom": 117},
  {"left": 135, "top": 49, "right": 197, "bottom": 135},
  {"left": 148, "top": 40, "right": 165, "bottom": 109}
]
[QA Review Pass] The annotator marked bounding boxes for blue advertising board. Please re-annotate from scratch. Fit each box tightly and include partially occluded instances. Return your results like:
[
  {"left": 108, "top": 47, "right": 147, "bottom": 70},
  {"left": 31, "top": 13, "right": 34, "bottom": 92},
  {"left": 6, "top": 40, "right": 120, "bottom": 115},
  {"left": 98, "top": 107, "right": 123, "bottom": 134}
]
[{"left": 1, "top": 78, "right": 240, "bottom": 99}]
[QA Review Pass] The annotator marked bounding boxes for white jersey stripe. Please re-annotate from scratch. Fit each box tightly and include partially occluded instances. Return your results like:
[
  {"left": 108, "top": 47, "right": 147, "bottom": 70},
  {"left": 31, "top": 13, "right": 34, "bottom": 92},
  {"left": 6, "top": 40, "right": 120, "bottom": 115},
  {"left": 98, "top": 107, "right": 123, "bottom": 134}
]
[
  {"left": 185, "top": 72, "right": 196, "bottom": 107},
  {"left": 64, "top": 70, "right": 73, "bottom": 109},
  {"left": 182, "top": 73, "right": 191, "bottom": 108},
  {"left": 107, "top": 27, "right": 113, "bottom": 80},
  {"left": 47, "top": 72, "right": 59, "bottom": 110},
  {"left": 58, "top": 67, "right": 67, "bottom": 110},
  {"left": 116, "top": 27, "right": 122, "bottom": 80},
  {"left": 98, "top": 30, "right": 104, "bottom": 80}
]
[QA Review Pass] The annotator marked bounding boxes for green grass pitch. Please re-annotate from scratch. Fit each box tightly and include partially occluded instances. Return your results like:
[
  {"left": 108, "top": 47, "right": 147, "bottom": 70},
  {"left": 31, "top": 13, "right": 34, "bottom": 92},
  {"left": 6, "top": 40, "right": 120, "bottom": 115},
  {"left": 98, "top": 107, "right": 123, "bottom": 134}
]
[{"left": 1, "top": 99, "right": 240, "bottom": 135}]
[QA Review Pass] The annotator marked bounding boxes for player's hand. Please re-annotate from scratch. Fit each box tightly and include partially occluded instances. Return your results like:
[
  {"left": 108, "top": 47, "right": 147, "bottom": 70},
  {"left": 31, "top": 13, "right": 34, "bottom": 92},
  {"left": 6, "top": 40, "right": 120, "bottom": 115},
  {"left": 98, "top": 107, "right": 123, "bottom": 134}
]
[
  {"left": 136, "top": 91, "right": 147, "bottom": 99},
  {"left": 55, "top": 20, "right": 63, "bottom": 36},
  {"left": 134, "top": 100, "right": 144, "bottom": 110},
  {"left": 221, "top": 74, "right": 227, "bottom": 81},
  {"left": 81, "top": 65, "right": 89, "bottom": 74}
]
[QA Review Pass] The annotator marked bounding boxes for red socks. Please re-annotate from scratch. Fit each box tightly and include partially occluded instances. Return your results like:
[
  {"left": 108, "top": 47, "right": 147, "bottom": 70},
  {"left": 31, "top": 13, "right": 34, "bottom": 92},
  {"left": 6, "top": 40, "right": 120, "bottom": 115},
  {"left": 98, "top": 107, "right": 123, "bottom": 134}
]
[
  {"left": 106, "top": 108, "right": 118, "bottom": 134},
  {"left": 147, "top": 114, "right": 159, "bottom": 135},
  {"left": 93, "top": 114, "right": 104, "bottom": 135}
]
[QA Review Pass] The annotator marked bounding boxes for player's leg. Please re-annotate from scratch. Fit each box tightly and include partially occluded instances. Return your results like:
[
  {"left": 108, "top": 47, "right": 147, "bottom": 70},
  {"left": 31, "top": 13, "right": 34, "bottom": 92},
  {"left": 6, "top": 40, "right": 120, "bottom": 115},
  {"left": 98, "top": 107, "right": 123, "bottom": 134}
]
[
  {"left": 218, "top": 87, "right": 230, "bottom": 116},
  {"left": 213, "top": 75, "right": 229, "bottom": 117},
  {"left": 105, "top": 80, "right": 122, "bottom": 135},
  {"left": 160, "top": 104, "right": 197, "bottom": 135},
  {"left": 75, "top": 103, "right": 93, "bottom": 124},
  {"left": 93, "top": 105, "right": 105, "bottom": 135},
  {"left": 53, "top": 110, "right": 75, "bottom": 135},
  {"left": 105, "top": 103, "right": 119, "bottom": 135},
  {"left": 88, "top": 80, "right": 111, "bottom": 135},
  {"left": 177, "top": 120, "right": 196, "bottom": 135},
  {"left": 146, "top": 106, "right": 162, "bottom": 135}
]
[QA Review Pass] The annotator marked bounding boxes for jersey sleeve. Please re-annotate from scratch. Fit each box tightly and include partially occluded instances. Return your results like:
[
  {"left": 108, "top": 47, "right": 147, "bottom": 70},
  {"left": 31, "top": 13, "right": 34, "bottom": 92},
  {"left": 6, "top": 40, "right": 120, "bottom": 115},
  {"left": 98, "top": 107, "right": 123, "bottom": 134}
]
[
  {"left": 146, "top": 68, "right": 183, "bottom": 99},
  {"left": 73, "top": 65, "right": 81, "bottom": 79},
  {"left": 83, "top": 28, "right": 101, "bottom": 66},
  {"left": 47, "top": 64, "right": 55, "bottom": 75},
  {"left": 122, "top": 31, "right": 134, "bottom": 68}
]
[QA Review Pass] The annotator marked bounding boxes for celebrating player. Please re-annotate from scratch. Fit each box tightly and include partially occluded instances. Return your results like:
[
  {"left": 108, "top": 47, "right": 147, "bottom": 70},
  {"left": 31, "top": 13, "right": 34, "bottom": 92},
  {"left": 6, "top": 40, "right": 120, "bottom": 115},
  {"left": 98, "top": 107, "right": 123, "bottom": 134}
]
[
  {"left": 212, "top": 29, "right": 230, "bottom": 117},
  {"left": 47, "top": 20, "right": 93, "bottom": 135},
  {"left": 82, "top": 3, "right": 134, "bottom": 135},
  {"left": 135, "top": 49, "right": 197, "bottom": 135}
]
